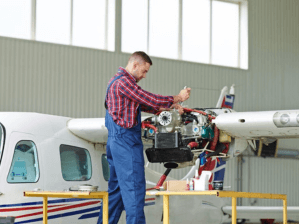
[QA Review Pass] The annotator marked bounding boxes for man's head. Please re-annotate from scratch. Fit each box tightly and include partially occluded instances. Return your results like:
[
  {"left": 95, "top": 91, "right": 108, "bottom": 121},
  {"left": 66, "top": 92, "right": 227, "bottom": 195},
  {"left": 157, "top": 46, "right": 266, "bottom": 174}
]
[{"left": 125, "top": 51, "right": 152, "bottom": 83}]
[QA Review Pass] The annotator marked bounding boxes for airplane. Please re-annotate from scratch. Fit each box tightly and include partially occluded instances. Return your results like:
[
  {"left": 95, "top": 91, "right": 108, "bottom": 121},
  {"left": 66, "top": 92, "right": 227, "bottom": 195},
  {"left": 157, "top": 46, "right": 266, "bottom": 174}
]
[{"left": 0, "top": 85, "right": 299, "bottom": 224}]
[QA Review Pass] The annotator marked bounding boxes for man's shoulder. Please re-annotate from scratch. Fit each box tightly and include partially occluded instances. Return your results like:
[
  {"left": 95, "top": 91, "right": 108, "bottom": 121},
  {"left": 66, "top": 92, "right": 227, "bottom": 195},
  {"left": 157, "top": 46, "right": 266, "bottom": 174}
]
[
  {"left": 108, "top": 73, "right": 127, "bottom": 83},
  {"left": 115, "top": 75, "right": 135, "bottom": 86},
  {"left": 108, "top": 67, "right": 136, "bottom": 88},
  {"left": 108, "top": 76, "right": 134, "bottom": 94}
]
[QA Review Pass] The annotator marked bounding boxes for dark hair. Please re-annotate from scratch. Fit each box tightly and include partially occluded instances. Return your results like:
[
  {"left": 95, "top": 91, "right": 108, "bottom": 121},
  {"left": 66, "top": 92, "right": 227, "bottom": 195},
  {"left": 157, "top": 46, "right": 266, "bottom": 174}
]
[{"left": 129, "top": 51, "right": 153, "bottom": 65}]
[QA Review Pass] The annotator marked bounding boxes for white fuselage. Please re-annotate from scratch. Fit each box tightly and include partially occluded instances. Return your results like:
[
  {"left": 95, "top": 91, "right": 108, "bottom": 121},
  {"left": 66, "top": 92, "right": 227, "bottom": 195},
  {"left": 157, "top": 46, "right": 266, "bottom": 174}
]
[{"left": 0, "top": 112, "right": 227, "bottom": 224}]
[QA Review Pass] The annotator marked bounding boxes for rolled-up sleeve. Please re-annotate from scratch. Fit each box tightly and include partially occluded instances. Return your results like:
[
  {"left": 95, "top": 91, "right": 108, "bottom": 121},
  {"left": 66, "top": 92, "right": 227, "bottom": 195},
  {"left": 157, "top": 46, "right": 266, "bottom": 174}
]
[{"left": 118, "top": 78, "right": 174, "bottom": 111}]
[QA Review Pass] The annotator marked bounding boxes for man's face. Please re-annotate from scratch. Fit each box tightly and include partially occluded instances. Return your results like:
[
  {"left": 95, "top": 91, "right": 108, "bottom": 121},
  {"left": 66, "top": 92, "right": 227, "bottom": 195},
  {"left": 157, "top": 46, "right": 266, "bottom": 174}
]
[{"left": 132, "top": 61, "right": 150, "bottom": 83}]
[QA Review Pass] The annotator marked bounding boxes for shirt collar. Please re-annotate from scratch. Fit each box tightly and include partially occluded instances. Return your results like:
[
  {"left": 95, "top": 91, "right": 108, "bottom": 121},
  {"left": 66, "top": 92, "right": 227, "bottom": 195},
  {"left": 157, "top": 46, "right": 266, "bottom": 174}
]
[{"left": 118, "top": 67, "right": 137, "bottom": 82}]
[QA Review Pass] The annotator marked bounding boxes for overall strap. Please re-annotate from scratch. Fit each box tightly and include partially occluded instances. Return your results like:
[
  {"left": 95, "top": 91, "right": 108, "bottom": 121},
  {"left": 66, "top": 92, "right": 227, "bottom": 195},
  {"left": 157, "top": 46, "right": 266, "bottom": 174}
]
[
  {"left": 137, "top": 106, "right": 141, "bottom": 121},
  {"left": 104, "top": 74, "right": 124, "bottom": 109}
]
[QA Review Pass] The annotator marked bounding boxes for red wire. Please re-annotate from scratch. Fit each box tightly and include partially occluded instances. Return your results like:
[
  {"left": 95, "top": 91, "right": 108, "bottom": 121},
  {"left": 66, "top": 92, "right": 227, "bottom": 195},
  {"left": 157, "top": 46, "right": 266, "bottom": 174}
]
[
  {"left": 210, "top": 126, "right": 219, "bottom": 151},
  {"left": 183, "top": 108, "right": 215, "bottom": 120},
  {"left": 141, "top": 121, "right": 157, "bottom": 132}
]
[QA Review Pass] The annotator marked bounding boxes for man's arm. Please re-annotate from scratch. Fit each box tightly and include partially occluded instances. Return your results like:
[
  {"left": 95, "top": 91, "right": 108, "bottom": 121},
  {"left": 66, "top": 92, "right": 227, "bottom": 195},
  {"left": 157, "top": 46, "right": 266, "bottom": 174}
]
[
  {"left": 118, "top": 79, "right": 174, "bottom": 109},
  {"left": 140, "top": 104, "right": 159, "bottom": 114},
  {"left": 119, "top": 78, "right": 191, "bottom": 110}
]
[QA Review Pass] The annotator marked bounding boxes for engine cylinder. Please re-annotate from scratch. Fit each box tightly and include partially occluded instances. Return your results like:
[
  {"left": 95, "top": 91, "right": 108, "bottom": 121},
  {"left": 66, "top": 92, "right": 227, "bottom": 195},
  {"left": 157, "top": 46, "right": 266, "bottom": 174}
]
[{"left": 158, "top": 110, "right": 181, "bottom": 132}]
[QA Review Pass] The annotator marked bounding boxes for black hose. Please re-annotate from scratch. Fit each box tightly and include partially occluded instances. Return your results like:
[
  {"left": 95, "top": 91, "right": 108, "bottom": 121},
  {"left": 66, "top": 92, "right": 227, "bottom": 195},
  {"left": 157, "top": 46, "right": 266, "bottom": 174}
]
[{"left": 205, "top": 143, "right": 226, "bottom": 158}]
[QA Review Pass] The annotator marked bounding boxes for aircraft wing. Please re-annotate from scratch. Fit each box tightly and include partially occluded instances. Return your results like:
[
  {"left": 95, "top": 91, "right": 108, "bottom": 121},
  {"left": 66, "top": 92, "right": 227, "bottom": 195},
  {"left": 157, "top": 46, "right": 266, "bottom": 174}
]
[
  {"left": 67, "top": 118, "right": 108, "bottom": 143},
  {"left": 213, "top": 110, "right": 299, "bottom": 139},
  {"left": 222, "top": 206, "right": 299, "bottom": 220},
  {"left": 67, "top": 116, "right": 151, "bottom": 144},
  {"left": 67, "top": 110, "right": 299, "bottom": 143}
]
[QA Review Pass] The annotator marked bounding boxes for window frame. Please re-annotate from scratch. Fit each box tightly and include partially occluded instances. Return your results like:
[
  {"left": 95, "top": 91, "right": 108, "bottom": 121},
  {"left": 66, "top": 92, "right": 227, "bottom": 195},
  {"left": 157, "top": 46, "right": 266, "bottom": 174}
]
[
  {"left": 121, "top": 0, "right": 248, "bottom": 69},
  {"left": 7, "top": 140, "right": 40, "bottom": 184},
  {"left": 0, "top": 0, "right": 247, "bottom": 69},
  {"left": 59, "top": 144, "right": 93, "bottom": 182},
  {"left": 30, "top": 0, "right": 114, "bottom": 51},
  {"left": 210, "top": 0, "right": 240, "bottom": 67},
  {"left": 0, "top": 123, "right": 6, "bottom": 165},
  {"left": 101, "top": 153, "right": 110, "bottom": 182},
  {"left": 0, "top": 0, "right": 32, "bottom": 39}
]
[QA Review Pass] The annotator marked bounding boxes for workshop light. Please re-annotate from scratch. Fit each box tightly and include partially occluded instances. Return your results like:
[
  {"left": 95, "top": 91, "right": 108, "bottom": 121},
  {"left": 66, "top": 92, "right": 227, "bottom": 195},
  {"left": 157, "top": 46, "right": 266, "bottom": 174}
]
[{"left": 273, "top": 111, "right": 299, "bottom": 128}]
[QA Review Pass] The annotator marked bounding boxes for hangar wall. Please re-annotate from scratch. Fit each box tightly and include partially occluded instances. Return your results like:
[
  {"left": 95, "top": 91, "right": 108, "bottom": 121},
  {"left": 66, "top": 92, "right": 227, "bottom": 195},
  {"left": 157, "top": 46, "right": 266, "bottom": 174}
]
[
  {"left": 0, "top": 0, "right": 299, "bottom": 206},
  {"left": 1, "top": 0, "right": 298, "bottom": 118},
  {"left": 241, "top": 156, "right": 299, "bottom": 206}
]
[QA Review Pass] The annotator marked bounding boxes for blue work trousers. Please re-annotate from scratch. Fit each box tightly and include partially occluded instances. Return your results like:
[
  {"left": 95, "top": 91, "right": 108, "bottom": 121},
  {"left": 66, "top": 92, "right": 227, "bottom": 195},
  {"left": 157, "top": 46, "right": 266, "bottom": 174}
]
[{"left": 98, "top": 111, "right": 146, "bottom": 224}]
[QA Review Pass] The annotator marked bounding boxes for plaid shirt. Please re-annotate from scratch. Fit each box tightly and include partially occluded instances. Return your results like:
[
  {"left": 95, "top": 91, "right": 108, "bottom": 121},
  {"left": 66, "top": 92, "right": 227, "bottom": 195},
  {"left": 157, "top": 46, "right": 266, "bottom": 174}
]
[{"left": 106, "top": 67, "right": 174, "bottom": 128}]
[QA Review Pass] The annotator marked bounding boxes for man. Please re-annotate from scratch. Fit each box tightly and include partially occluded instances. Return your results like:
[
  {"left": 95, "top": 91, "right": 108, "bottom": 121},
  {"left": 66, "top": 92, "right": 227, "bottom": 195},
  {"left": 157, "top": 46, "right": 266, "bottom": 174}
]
[{"left": 98, "top": 51, "right": 191, "bottom": 224}]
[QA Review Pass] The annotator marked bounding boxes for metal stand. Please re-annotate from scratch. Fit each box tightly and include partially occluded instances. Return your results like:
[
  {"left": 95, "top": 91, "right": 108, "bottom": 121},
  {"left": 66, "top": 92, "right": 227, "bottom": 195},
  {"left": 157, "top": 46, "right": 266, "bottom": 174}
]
[
  {"left": 146, "top": 190, "right": 287, "bottom": 224},
  {"left": 24, "top": 191, "right": 109, "bottom": 224}
]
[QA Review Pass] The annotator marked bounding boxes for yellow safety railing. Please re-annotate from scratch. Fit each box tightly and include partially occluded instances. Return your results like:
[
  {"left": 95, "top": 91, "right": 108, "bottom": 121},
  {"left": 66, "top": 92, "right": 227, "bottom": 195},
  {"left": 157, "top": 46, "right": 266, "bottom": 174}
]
[
  {"left": 146, "top": 190, "right": 287, "bottom": 224},
  {"left": 24, "top": 191, "right": 108, "bottom": 224}
]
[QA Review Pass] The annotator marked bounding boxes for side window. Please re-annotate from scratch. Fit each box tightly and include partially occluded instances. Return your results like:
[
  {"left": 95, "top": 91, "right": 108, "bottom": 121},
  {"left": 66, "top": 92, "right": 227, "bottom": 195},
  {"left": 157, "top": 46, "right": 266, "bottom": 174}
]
[
  {"left": 7, "top": 141, "right": 40, "bottom": 183},
  {"left": 0, "top": 123, "right": 5, "bottom": 164},
  {"left": 60, "top": 144, "right": 92, "bottom": 181},
  {"left": 101, "top": 154, "right": 110, "bottom": 181}
]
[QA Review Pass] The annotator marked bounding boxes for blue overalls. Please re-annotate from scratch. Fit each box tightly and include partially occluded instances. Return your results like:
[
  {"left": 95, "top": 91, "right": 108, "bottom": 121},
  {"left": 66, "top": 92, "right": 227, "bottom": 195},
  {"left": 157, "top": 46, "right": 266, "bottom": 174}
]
[{"left": 98, "top": 74, "right": 146, "bottom": 224}]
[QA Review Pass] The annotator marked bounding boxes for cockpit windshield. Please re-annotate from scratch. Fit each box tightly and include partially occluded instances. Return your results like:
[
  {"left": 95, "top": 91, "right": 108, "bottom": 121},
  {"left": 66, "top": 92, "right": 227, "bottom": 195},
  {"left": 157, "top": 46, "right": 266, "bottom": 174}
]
[{"left": 0, "top": 124, "right": 5, "bottom": 165}]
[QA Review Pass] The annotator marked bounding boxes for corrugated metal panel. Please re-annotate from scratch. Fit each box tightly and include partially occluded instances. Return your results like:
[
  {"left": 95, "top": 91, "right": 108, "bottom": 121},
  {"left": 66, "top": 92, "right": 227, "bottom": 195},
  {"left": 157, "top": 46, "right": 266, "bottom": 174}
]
[
  {"left": 241, "top": 156, "right": 299, "bottom": 206},
  {"left": 0, "top": 0, "right": 299, "bottom": 206},
  {"left": 0, "top": 38, "right": 245, "bottom": 118}
]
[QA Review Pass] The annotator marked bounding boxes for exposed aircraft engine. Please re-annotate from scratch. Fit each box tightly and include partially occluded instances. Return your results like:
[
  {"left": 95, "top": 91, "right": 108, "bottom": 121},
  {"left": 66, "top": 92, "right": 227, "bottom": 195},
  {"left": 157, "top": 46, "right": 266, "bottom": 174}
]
[
  {"left": 142, "top": 108, "right": 230, "bottom": 169},
  {"left": 156, "top": 110, "right": 182, "bottom": 133}
]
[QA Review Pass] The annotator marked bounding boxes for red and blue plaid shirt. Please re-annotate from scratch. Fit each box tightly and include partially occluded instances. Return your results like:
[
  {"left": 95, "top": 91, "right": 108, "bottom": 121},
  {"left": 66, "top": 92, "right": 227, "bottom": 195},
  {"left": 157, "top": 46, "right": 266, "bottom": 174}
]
[{"left": 106, "top": 67, "right": 174, "bottom": 128}]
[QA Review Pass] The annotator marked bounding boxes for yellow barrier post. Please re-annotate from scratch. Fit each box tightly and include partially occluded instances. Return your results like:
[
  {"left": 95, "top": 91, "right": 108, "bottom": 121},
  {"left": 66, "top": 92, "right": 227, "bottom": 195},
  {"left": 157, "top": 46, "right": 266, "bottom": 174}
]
[
  {"left": 146, "top": 190, "right": 287, "bottom": 224},
  {"left": 163, "top": 195, "right": 170, "bottom": 224},
  {"left": 231, "top": 197, "right": 237, "bottom": 224},
  {"left": 103, "top": 192, "right": 109, "bottom": 224},
  {"left": 283, "top": 197, "right": 287, "bottom": 224},
  {"left": 24, "top": 191, "right": 108, "bottom": 224},
  {"left": 43, "top": 196, "right": 48, "bottom": 224}
]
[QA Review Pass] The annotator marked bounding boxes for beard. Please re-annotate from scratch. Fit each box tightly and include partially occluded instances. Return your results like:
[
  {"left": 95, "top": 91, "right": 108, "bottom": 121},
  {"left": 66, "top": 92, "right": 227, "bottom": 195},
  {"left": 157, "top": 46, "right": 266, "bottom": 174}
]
[{"left": 133, "top": 69, "right": 140, "bottom": 83}]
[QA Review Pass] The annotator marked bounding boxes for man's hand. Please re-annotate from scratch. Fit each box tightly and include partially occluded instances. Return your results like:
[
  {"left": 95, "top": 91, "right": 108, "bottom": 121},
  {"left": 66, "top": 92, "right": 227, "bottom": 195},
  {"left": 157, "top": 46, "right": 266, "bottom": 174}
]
[
  {"left": 173, "top": 87, "right": 191, "bottom": 103},
  {"left": 170, "top": 104, "right": 184, "bottom": 114},
  {"left": 179, "top": 87, "right": 191, "bottom": 101}
]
